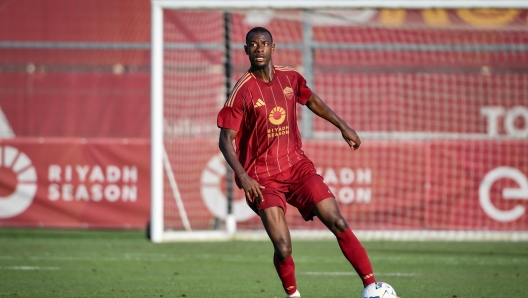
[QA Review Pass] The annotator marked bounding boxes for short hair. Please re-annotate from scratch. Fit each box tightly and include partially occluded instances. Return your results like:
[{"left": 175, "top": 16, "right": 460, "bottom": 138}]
[{"left": 245, "top": 27, "right": 273, "bottom": 44}]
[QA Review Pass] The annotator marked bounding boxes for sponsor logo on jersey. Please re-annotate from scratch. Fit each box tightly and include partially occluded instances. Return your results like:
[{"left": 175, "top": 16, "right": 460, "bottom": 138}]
[
  {"left": 269, "top": 106, "right": 286, "bottom": 125},
  {"left": 254, "top": 98, "right": 265, "bottom": 108}
]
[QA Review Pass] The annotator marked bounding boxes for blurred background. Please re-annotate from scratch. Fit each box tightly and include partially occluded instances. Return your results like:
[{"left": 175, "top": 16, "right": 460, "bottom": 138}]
[
  {"left": 0, "top": 0, "right": 151, "bottom": 229},
  {"left": 0, "top": 1, "right": 527, "bottom": 239}
]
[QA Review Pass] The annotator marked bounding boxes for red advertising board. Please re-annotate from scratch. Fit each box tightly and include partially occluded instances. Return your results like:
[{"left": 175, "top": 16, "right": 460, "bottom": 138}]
[
  {"left": 302, "top": 141, "right": 428, "bottom": 230},
  {"left": 427, "top": 140, "right": 528, "bottom": 231},
  {"left": 0, "top": 138, "right": 526, "bottom": 230},
  {"left": 0, "top": 138, "right": 150, "bottom": 229},
  {"left": 164, "top": 140, "right": 528, "bottom": 231}
]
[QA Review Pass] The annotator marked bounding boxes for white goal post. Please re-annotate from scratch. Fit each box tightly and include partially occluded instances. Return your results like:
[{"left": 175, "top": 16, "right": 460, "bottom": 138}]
[{"left": 151, "top": 0, "right": 528, "bottom": 242}]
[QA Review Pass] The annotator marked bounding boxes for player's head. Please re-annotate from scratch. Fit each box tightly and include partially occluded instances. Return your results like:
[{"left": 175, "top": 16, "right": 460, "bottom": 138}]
[
  {"left": 245, "top": 27, "right": 273, "bottom": 44},
  {"left": 244, "top": 27, "right": 275, "bottom": 69}
]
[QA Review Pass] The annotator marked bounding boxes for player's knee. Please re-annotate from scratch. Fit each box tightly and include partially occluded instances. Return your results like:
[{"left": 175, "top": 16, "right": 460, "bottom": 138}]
[
  {"left": 334, "top": 217, "right": 349, "bottom": 234},
  {"left": 274, "top": 243, "right": 292, "bottom": 259}
]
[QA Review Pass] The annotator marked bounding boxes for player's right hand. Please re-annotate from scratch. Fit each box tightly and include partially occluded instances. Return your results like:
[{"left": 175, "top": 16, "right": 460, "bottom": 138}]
[{"left": 239, "top": 174, "right": 265, "bottom": 203}]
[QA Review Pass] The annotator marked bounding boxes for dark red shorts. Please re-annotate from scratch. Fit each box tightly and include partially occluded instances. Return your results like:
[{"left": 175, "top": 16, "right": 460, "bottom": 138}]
[{"left": 247, "top": 158, "right": 334, "bottom": 221}]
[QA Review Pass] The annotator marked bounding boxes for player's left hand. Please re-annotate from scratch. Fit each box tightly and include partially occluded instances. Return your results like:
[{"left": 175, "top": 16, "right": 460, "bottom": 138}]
[{"left": 341, "top": 127, "right": 361, "bottom": 150}]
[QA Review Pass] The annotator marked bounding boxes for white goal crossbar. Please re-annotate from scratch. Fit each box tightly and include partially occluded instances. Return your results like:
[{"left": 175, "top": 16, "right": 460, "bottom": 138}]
[{"left": 152, "top": 0, "right": 528, "bottom": 10}]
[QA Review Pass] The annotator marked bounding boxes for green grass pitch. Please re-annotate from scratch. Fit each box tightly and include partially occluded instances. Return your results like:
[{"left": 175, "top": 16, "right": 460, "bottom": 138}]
[{"left": 0, "top": 228, "right": 527, "bottom": 297}]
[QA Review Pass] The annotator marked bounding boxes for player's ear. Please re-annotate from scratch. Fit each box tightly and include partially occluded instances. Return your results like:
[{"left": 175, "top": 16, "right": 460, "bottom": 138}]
[
  {"left": 271, "top": 43, "right": 275, "bottom": 54},
  {"left": 244, "top": 45, "right": 249, "bottom": 55}
]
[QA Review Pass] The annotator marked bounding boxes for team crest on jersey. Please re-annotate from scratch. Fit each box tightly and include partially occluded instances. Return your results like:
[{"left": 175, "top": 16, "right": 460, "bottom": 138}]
[
  {"left": 269, "top": 106, "right": 286, "bottom": 125},
  {"left": 283, "top": 87, "right": 293, "bottom": 100}
]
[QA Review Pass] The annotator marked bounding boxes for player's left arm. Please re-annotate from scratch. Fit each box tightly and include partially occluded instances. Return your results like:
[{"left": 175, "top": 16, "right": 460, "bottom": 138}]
[{"left": 305, "top": 93, "right": 361, "bottom": 150}]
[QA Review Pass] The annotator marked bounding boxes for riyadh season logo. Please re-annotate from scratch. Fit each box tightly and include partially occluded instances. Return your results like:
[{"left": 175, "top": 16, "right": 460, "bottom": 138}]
[
  {"left": 0, "top": 146, "right": 38, "bottom": 218},
  {"left": 269, "top": 106, "right": 286, "bottom": 125},
  {"left": 47, "top": 165, "right": 138, "bottom": 202}
]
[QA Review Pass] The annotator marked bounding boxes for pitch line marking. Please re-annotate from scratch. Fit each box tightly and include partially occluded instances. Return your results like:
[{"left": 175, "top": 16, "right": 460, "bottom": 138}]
[
  {"left": 303, "top": 272, "right": 415, "bottom": 277},
  {"left": 0, "top": 266, "right": 59, "bottom": 270}
]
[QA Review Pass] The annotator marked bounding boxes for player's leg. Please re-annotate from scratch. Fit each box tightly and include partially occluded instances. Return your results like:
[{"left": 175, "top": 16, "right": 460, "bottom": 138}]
[
  {"left": 259, "top": 206, "right": 300, "bottom": 297},
  {"left": 312, "top": 198, "right": 376, "bottom": 287}
]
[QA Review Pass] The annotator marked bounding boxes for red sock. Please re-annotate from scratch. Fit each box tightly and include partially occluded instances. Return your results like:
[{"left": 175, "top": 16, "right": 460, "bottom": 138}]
[
  {"left": 273, "top": 253, "right": 297, "bottom": 295},
  {"left": 336, "top": 228, "right": 376, "bottom": 287}
]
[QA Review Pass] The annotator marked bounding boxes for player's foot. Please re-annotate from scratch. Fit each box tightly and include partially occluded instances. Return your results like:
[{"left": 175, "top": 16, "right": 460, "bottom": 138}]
[{"left": 285, "top": 289, "right": 301, "bottom": 298}]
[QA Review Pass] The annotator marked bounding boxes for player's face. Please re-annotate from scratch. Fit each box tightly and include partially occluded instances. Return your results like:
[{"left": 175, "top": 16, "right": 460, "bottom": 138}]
[{"left": 245, "top": 32, "right": 274, "bottom": 69}]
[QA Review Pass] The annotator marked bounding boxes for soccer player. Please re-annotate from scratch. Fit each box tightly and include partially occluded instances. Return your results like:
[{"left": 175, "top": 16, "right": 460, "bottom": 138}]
[{"left": 217, "top": 27, "right": 376, "bottom": 298}]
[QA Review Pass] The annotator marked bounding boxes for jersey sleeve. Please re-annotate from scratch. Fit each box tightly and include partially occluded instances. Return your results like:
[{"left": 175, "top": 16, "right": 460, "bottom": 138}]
[
  {"left": 296, "top": 71, "right": 313, "bottom": 105},
  {"left": 217, "top": 87, "right": 245, "bottom": 131}
]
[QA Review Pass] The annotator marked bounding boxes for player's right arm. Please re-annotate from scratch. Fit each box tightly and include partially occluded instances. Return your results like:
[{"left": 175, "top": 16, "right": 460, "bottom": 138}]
[{"left": 218, "top": 128, "right": 264, "bottom": 203}]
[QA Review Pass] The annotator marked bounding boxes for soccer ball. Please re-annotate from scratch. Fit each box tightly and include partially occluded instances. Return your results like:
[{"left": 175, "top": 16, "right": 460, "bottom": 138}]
[{"left": 361, "top": 282, "right": 398, "bottom": 298}]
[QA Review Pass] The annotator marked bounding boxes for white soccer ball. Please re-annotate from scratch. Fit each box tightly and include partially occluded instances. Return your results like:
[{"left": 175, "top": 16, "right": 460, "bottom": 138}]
[{"left": 361, "top": 281, "right": 398, "bottom": 298}]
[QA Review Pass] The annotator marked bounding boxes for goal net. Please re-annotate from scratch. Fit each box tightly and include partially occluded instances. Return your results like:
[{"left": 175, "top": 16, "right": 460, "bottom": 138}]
[{"left": 151, "top": 1, "right": 528, "bottom": 242}]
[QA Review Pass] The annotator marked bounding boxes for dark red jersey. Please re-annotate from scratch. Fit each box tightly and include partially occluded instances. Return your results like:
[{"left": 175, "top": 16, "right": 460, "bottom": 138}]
[{"left": 217, "top": 65, "right": 313, "bottom": 180}]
